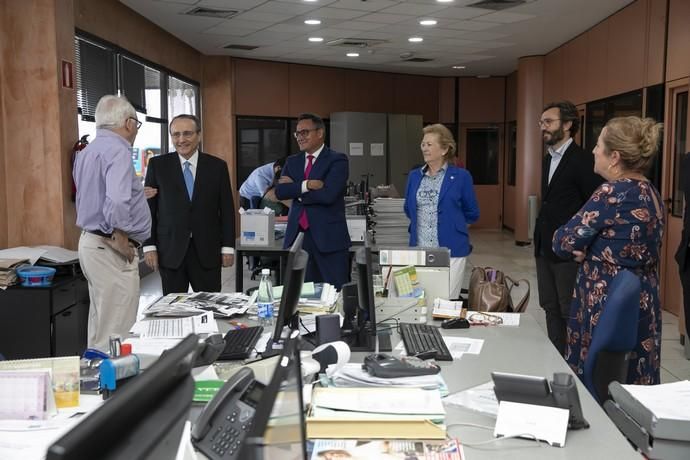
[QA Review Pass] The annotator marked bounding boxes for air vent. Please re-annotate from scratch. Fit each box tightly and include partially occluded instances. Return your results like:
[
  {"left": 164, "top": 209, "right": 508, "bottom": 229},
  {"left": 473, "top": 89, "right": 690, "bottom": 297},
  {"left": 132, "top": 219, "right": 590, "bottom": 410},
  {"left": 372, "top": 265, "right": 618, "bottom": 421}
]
[
  {"left": 224, "top": 44, "right": 259, "bottom": 51},
  {"left": 326, "top": 38, "right": 387, "bottom": 48},
  {"left": 185, "top": 7, "right": 239, "bottom": 19},
  {"left": 403, "top": 57, "right": 433, "bottom": 63},
  {"left": 467, "top": 0, "right": 526, "bottom": 10}
]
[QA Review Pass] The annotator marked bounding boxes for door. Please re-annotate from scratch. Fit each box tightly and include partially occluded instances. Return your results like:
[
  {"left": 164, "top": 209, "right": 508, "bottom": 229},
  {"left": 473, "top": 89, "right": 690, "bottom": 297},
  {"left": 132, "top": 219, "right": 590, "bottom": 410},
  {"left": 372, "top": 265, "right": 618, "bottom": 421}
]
[
  {"left": 662, "top": 81, "right": 689, "bottom": 327},
  {"left": 460, "top": 124, "right": 503, "bottom": 229}
]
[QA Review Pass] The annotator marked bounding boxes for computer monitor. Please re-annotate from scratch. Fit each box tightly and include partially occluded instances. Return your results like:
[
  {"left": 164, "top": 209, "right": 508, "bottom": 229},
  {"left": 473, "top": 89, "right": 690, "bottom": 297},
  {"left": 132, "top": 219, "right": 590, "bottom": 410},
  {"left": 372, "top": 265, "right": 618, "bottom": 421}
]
[
  {"left": 46, "top": 334, "right": 201, "bottom": 460},
  {"left": 348, "top": 244, "right": 391, "bottom": 352},
  {"left": 241, "top": 329, "right": 307, "bottom": 460},
  {"left": 269, "top": 232, "right": 308, "bottom": 347}
]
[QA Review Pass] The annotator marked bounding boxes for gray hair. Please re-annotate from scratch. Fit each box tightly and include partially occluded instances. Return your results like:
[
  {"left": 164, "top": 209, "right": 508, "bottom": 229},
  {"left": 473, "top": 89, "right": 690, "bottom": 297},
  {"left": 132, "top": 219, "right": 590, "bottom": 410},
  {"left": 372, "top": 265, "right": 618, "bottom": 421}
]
[{"left": 95, "top": 95, "right": 136, "bottom": 129}]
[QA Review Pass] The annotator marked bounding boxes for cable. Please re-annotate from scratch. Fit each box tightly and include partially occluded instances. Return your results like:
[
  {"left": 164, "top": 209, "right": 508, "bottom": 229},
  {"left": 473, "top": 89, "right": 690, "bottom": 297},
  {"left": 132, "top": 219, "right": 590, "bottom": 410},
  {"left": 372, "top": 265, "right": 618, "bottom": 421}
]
[
  {"left": 446, "top": 423, "right": 546, "bottom": 449},
  {"left": 297, "top": 317, "right": 316, "bottom": 347}
]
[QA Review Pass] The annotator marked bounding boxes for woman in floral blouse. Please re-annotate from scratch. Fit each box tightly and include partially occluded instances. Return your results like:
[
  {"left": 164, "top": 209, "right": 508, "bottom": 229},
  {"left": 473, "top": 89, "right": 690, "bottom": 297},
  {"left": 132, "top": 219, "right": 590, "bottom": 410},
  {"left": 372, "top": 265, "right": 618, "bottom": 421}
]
[{"left": 553, "top": 116, "right": 664, "bottom": 384}]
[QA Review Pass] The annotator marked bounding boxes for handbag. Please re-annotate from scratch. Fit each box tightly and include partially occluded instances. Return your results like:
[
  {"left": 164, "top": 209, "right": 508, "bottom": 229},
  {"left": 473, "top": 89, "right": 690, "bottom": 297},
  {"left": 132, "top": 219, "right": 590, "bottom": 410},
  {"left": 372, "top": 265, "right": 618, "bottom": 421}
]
[{"left": 468, "top": 267, "right": 530, "bottom": 313}]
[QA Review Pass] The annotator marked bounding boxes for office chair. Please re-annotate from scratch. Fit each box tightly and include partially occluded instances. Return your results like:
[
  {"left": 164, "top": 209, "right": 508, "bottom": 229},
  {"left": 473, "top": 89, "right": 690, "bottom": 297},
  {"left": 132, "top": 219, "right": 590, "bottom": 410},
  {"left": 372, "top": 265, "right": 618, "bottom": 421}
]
[{"left": 583, "top": 269, "right": 641, "bottom": 405}]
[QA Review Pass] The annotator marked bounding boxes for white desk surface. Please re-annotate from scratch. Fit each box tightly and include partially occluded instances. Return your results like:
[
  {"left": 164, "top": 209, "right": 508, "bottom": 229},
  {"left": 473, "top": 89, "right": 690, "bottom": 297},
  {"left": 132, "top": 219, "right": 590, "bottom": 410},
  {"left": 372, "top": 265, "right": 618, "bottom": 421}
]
[{"left": 377, "top": 313, "right": 641, "bottom": 459}]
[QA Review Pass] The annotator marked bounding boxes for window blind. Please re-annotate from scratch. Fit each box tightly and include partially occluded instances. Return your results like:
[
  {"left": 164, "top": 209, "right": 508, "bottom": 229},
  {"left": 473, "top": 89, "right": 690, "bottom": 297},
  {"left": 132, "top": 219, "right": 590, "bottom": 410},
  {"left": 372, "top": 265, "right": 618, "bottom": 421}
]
[{"left": 75, "top": 38, "right": 115, "bottom": 121}]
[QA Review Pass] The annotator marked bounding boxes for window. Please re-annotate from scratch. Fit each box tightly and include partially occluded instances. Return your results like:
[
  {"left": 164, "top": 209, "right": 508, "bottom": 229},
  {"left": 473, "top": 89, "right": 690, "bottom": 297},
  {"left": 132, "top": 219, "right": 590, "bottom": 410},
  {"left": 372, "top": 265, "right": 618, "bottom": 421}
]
[
  {"left": 465, "top": 127, "right": 499, "bottom": 185},
  {"left": 645, "top": 84, "right": 665, "bottom": 190},
  {"left": 505, "top": 122, "right": 517, "bottom": 186},
  {"left": 585, "top": 90, "right": 643, "bottom": 154},
  {"left": 672, "top": 91, "right": 688, "bottom": 217},
  {"left": 74, "top": 33, "right": 199, "bottom": 180}
]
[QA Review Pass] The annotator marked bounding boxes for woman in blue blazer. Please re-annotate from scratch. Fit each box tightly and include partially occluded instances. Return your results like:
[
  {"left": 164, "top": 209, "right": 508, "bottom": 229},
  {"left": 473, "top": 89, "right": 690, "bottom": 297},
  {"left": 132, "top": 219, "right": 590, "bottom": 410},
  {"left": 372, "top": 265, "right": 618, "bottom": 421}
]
[{"left": 404, "top": 124, "right": 480, "bottom": 298}]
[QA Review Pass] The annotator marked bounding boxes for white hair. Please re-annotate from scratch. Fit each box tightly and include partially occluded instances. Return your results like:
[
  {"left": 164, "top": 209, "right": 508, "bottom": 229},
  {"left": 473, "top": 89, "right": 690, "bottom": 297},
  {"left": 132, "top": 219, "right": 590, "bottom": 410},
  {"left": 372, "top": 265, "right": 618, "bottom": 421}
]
[{"left": 94, "top": 95, "right": 136, "bottom": 129}]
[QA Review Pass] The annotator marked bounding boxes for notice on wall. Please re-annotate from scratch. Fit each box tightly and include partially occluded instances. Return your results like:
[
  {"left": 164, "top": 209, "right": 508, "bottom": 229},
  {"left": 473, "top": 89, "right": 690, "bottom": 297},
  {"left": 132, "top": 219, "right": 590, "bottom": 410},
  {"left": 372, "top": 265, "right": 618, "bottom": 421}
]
[
  {"left": 349, "top": 142, "right": 364, "bottom": 156},
  {"left": 370, "top": 143, "right": 384, "bottom": 157}
]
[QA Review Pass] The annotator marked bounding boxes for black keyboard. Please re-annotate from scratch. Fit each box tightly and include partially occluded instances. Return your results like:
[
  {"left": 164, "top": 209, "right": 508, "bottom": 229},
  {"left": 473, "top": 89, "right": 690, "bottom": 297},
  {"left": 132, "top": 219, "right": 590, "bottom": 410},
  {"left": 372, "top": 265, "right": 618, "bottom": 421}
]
[
  {"left": 218, "top": 326, "right": 264, "bottom": 360},
  {"left": 399, "top": 323, "right": 453, "bottom": 361}
]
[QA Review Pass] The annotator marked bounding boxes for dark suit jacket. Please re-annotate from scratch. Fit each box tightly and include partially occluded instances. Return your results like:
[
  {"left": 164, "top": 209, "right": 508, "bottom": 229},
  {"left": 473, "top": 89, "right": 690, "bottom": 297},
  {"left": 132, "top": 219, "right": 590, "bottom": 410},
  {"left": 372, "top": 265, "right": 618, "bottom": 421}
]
[
  {"left": 144, "top": 152, "right": 235, "bottom": 270},
  {"left": 275, "top": 147, "right": 351, "bottom": 254},
  {"left": 676, "top": 153, "right": 690, "bottom": 271},
  {"left": 534, "top": 141, "right": 603, "bottom": 261}
]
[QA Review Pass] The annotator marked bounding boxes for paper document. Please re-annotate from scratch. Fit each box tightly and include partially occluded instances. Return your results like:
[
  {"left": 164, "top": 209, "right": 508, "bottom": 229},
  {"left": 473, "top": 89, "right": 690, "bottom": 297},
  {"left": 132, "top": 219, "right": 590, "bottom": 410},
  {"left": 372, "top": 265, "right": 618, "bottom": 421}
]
[
  {"left": 34, "top": 246, "right": 79, "bottom": 264},
  {"left": 0, "top": 356, "right": 80, "bottom": 409},
  {"left": 0, "top": 247, "right": 47, "bottom": 265},
  {"left": 621, "top": 380, "right": 690, "bottom": 421},
  {"left": 494, "top": 401, "right": 569, "bottom": 447},
  {"left": 443, "top": 381, "right": 499, "bottom": 416},
  {"left": 131, "top": 311, "right": 218, "bottom": 338},
  {"left": 313, "top": 387, "right": 445, "bottom": 416},
  {"left": 143, "top": 292, "right": 250, "bottom": 317}
]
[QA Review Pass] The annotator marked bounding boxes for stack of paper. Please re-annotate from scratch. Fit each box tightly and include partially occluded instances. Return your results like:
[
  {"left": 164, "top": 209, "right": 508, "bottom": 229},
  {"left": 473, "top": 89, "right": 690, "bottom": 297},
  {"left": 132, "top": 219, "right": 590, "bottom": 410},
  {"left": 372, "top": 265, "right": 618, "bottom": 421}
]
[
  {"left": 370, "top": 198, "right": 409, "bottom": 245},
  {"left": 0, "top": 258, "right": 27, "bottom": 289},
  {"left": 307, "top": 387, "right": 446, "bottom": 439},
  {"left": 143, "top": 292, "right": 250, "bottom": 317}
]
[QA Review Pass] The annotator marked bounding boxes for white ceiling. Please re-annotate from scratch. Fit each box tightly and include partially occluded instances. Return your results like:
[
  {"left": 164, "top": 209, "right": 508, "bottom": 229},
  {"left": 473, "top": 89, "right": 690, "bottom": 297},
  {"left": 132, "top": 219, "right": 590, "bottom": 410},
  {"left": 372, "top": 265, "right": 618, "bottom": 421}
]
[{"left": 119, "top": 0, "right": 634, "bottom": 77}]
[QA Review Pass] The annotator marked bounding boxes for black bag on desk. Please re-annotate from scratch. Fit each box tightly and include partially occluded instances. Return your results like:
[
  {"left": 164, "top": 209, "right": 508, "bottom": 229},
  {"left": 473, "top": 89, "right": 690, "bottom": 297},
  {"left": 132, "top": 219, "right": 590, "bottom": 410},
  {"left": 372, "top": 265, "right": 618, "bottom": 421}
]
[{"left": 468, "top": 267, "right": 530, "bottom": 313}]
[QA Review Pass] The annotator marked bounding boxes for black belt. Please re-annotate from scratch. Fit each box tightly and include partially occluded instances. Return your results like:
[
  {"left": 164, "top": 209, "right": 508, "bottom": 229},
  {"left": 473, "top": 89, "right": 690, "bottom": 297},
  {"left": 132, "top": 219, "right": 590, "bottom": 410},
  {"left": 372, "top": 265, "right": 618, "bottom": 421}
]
[{"left": 85, "top": 230, "right": 141, "bottom": 249}]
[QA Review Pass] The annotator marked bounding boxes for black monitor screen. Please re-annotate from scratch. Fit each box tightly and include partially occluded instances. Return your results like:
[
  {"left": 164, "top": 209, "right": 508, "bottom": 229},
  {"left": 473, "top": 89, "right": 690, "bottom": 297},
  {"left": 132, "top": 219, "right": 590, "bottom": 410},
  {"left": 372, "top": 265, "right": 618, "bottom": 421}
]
[
  {"left": 272, "top": 232, "right": 308, "bottom": 342},
  {"left": 46, "top": 334, "right": 200, "bottom": 460},
  {"left": 241, "top": 330, "right": 307, "bottom": 460},
  {"left": 355, "top": 245, "right": 377, "bottom": 331}
]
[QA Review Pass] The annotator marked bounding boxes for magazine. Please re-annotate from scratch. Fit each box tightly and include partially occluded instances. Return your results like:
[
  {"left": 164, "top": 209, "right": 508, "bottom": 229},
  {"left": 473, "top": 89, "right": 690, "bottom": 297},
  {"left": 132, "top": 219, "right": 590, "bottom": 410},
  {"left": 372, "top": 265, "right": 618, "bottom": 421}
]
[{"left": 310, "top": 439, "right": 464, "bottom": 460}]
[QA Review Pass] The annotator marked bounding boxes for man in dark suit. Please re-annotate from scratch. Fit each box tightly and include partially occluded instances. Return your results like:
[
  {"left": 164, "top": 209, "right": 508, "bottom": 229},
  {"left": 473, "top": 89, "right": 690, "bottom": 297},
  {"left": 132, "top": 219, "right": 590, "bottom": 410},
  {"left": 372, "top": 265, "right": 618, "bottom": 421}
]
[
  {"left": 143, "top": 114, "right": 235, "bottom": 294},
  {"left": 534, "top": 101, "right": 603, "bottom": 354},
  {"left": 275, "top": 113, "right": 351, "bottom": 289},
  {"left": 675, "top": 152, "right": 690, "bottom": 359}
]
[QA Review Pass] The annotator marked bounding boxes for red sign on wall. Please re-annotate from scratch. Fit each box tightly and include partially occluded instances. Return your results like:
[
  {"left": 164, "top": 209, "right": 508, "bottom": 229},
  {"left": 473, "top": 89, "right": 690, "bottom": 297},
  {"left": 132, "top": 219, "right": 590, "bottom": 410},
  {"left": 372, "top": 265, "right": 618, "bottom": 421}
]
[{"left": 62, "top": 61, "right": 73, "bottom": 89}]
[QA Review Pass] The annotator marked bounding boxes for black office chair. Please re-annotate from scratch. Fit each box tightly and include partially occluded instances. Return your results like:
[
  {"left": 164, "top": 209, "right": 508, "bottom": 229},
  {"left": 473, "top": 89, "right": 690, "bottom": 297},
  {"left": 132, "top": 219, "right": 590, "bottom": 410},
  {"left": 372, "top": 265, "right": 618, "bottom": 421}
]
[{"left": 583, "top": 269, "right": 641, "bottom": 404}]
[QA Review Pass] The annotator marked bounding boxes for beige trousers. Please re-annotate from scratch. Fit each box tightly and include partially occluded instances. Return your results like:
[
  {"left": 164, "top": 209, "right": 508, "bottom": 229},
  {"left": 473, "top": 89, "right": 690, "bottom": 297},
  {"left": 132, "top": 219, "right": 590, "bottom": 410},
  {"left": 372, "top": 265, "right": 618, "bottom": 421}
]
[{"left": 78, "top": 231, "right": 139, "bottom": 352}]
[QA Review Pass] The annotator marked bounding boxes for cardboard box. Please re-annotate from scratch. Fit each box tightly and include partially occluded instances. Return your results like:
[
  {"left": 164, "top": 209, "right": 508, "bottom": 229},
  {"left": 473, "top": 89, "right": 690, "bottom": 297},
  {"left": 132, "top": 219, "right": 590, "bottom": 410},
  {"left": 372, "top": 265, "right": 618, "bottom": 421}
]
[{"left": 240, "top": 209, "right": 275, "bottom": 246}]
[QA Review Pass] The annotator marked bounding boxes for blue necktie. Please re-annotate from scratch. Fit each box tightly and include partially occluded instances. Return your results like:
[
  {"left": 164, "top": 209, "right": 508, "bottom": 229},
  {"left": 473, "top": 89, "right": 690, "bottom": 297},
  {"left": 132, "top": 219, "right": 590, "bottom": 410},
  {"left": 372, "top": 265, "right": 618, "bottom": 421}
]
[{"left": 183, "top": 161, "right": 194, "bottom": 200}]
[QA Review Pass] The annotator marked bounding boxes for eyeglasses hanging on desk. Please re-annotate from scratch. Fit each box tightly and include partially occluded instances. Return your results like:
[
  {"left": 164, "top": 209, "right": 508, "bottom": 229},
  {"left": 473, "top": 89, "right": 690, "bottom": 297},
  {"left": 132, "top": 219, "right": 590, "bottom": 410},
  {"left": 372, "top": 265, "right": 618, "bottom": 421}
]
[{"left": 468, "top": 312, "right": 504, "bottom": 326}]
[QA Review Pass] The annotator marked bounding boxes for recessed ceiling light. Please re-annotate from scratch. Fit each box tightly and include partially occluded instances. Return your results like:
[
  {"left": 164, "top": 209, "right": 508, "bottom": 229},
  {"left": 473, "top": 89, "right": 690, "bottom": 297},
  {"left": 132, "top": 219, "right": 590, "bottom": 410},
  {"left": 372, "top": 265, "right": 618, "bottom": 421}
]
[
  {"left": 419, "top": 19, "right": 437, "bottom": 26},
  {"left": 436, "top": 0, "right": 454, "bottom": 3},
  {"left": 304, "top": 19, "right": 321, "bottom": 25},
  {"left": 346, "top": 52, "right": 359, "bottom": 57},
  {"left": 408, "top": 37, "right": 423, "bottom": 43},
  {"left": 452, "top": 65, "right": 466, "bottom": 69},
  {"left": 303, "top": 0, "right": 318, "bottom": 2},
  {"left": 308, "top": 37, "right": 324, "bottom": 43}
]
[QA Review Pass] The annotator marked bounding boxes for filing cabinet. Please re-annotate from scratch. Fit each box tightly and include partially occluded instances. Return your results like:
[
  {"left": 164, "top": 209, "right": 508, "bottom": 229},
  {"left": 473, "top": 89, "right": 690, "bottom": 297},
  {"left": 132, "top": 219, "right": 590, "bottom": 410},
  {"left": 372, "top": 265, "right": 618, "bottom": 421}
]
[{"left": 0, "top": 275, "right": 89, "bottom": 360}]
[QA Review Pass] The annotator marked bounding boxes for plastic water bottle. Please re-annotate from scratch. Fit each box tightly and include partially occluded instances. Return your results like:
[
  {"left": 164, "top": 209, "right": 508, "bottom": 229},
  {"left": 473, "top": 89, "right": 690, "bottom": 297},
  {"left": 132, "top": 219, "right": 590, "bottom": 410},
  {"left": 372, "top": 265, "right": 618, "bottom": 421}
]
[{"left": 257, "top": 268, "right": 275, "bottom": 327}]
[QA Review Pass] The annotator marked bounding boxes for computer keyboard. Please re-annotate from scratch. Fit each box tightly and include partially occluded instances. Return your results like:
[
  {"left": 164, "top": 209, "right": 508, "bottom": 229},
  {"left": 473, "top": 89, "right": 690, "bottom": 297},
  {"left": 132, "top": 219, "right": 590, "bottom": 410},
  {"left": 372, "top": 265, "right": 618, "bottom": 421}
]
[
  {"left": 399, "top": 323, "right": 453, "bottom": 361},
  {"left": 217, "top": 326, "right": 264, "bottom": 361}
]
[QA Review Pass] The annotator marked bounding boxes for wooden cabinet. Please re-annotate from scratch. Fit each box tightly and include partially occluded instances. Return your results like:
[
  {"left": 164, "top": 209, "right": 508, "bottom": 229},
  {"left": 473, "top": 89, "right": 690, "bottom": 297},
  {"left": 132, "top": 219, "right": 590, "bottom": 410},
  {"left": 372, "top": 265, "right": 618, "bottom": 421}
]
[{"left": 0, "top": 275, "right": 89, "bottom": 360}]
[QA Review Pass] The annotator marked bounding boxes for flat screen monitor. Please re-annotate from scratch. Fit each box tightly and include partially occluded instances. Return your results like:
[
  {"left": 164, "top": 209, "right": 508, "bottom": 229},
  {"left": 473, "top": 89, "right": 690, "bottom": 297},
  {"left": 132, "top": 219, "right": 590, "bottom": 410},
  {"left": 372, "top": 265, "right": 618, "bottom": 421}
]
[
  {"left": 241, "top": 330, "right": 307, "bottom": 460},
  {"left": 271, "top": 232, "right": 308, "bottom": 344},
  {"left": 46, "top": 334, "right": 201, "bottom": 460}
]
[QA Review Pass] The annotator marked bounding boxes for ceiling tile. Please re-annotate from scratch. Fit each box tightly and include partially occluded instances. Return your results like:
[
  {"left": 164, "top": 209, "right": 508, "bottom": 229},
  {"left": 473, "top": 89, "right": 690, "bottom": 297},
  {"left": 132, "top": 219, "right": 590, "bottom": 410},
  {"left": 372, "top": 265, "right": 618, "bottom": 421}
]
[
  {"left": 265, "top": 23, "right": 314, "bottom": 33},
  {"left": 357, "top": 12, "right": 411, "bottom": 24},
  {"left": 254, "top": 0, "right": 319, "bottom": 14},
  {"left": 379, "top": 3, "right": 447, "bottom": 16},
  {"left": 429, "top": 6, "right": 492, "bottom": 20},
  {"left": 206, "top": 18, "right": 272, "bottom": 32},
  {"left": 445, "top": 20, "right": 499, "bottom": 31},
  {"left": 204, "top": 24, "right": 261, "bottom": 36},
  {"left": 307, "top": 7, "right": 367, "bottom": 20},
  {"left": 197, "top": 0, "right": 267, "bottom": 9},
  {"left": 336, "top": 20, "right": 385, "bottom": 31},
  {"left": 478, "top": 11, "right": 536, "bottom": 23},
  {"left": 327, "top": 0, "right": 399, "bottom": 13}
]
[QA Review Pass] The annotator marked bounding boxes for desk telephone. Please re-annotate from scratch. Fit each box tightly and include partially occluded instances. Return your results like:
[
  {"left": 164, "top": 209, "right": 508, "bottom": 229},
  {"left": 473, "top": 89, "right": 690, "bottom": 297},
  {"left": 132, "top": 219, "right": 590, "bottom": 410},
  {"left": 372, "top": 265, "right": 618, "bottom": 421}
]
[{"left": 191, "top": 367, "right": 265, "bottom": 460}]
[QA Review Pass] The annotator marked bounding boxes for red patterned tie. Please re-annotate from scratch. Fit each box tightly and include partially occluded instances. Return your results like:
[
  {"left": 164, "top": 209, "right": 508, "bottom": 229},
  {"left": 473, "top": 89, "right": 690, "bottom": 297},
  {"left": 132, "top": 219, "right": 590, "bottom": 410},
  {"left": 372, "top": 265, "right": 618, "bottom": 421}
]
[{"left": 298, "top": 154, "right": 314, "bottom": 230}]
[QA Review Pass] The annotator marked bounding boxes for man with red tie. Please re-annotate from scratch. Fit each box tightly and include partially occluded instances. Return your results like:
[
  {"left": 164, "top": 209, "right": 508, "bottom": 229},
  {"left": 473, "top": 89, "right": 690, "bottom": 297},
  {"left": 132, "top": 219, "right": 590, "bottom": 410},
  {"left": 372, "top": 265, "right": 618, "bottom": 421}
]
[{"left": 276, "top": 113, "right": 351, "bottom": 288}]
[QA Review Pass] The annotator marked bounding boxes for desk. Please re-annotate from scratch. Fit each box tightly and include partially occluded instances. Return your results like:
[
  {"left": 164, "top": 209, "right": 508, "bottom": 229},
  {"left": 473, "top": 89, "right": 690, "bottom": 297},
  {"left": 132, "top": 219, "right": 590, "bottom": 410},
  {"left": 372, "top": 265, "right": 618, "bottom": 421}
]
[
  {"left": 234, "top": 238, "right": 288, "bottom": 294},
  {"left": 372, "top": 314, "right": 639, "bottom": 459}
]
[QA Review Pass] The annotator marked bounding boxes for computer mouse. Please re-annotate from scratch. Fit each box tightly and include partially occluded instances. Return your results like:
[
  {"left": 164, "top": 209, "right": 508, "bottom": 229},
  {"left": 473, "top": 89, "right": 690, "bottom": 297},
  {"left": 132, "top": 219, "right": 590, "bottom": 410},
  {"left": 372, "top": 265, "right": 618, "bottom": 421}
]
[{"left": 441, "top": 317, "right": 470, "bottom": 329}]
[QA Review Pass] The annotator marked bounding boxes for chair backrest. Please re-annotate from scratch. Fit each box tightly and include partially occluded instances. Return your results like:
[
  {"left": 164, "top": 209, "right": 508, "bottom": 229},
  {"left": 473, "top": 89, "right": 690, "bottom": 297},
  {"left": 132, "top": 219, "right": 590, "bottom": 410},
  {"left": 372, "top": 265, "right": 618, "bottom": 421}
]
[
  {"left": 583, "top": 269, "right": 641, "bottom": 404},
  {"left": 249, "top": 195, "right": 263, "bottom": 209}
]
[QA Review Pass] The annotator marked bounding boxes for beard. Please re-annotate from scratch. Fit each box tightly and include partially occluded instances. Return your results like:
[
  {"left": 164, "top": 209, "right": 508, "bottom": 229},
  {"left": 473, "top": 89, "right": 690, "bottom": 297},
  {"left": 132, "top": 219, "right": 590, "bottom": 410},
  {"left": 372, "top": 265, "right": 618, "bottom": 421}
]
[{"left": 543, "top": 125, "right": 565, "bottom": 146}]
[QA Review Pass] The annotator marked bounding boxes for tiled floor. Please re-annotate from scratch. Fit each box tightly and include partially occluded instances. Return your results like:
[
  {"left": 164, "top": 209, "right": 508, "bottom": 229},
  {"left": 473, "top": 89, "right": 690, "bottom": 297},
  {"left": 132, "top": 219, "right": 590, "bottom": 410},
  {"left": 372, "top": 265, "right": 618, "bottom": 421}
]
[{"left": 138, "top": 228, "right": 689, "bottom": 382}]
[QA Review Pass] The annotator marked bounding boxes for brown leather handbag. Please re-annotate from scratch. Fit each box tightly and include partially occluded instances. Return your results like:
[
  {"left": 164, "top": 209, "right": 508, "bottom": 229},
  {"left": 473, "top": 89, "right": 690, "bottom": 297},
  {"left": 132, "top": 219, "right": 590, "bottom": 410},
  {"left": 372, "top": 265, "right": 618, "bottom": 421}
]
[{"left": 468, "top": 267, "right": 530, "bottom": 313}]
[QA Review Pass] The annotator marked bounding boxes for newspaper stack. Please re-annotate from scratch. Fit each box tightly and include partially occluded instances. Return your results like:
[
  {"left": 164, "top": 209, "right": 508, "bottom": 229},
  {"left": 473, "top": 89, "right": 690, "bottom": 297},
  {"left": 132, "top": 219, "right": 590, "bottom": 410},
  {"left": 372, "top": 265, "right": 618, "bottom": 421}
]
[
  {"left": 370, "top": 198, "right": 409, "bottom": 245},
  {"left": 0, "top": 258, "right": 28, "bottom": 289}
]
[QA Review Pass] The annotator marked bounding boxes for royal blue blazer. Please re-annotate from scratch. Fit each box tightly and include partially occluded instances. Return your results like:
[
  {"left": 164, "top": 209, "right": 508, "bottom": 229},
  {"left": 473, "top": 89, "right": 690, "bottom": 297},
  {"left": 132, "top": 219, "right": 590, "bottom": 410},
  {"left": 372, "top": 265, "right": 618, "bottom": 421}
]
[{"left": 404, "top": 164, "right": 480, "bottom": 257}]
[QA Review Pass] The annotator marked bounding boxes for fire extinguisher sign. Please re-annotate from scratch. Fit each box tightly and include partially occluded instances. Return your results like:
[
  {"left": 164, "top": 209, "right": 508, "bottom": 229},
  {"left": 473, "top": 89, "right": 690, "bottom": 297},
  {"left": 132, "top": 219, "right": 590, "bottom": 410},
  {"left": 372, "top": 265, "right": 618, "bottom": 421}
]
[{"left": 62, "top": 61, "right": 73, "bottom": 89}]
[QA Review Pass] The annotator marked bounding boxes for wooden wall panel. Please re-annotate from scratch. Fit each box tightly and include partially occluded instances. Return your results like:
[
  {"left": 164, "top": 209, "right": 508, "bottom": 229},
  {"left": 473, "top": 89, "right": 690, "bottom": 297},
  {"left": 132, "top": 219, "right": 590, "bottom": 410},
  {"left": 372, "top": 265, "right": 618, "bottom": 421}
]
[
  {"left": 646, "top": 0, "right": 667, "bottom": 86},
  {"left": 0, "top": 0, "right": 72, "bottom": 247},
  {"left": 234, "top": 59, "right": 289, "bottom": 116},
  {"left": 543, "top": 46, "right": 564, "bottom": 103},
  {"left": 288, "top": 64, "right": 345, "bottom": 118},
  {"left": 562, "top": 35, "right": 588, "bottom": 105},
  {"left": 666, "top": 0, "right": 690, "bottom": 82},
  {"left": 392, "top": 75, "right": 439, "bottom": 122},
  {"left": 343, "top": 70, "right": 394, "bottom": 113},
  {"left": 438, "top": 77, "right": 456, "bottom": 123},
  {"left": 585, "top": 22, "right": 610, "bottom": 102},
  {"left": 607, "top": 0, "right": 646, "bottom": 96},
  {"left": 0, "top": 46, "right": 6, "bottom": 248},
  {"left": 458, "top": 77, "right": 505, "bottom": 123},
  {"left": 74, "top": 0, "right": 201, "bottom": 82}
]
